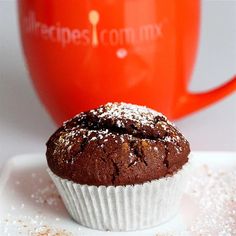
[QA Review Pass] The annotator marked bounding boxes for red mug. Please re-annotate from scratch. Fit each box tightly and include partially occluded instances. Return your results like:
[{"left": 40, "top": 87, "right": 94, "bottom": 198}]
[{"left": 18, "top": 0, "right": 236, "bottom": 125}]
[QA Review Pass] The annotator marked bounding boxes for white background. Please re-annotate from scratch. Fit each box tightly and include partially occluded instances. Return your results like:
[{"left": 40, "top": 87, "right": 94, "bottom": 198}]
[{"left": 0, "top": 0, "right": 236, "bottom": 170}]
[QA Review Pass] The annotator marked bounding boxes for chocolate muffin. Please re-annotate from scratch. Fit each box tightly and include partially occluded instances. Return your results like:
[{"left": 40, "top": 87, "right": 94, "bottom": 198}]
[
  {"left": 46, "top": 102, "right": 191, "bottom": 231},
  {"left": 46, "top": 102, "right": 190, "bottom": 186}
]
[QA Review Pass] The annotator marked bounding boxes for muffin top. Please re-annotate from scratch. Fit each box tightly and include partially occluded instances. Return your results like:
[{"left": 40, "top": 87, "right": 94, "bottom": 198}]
[{"left": 46, "top": 102, "right": 190, "bottom": 186}]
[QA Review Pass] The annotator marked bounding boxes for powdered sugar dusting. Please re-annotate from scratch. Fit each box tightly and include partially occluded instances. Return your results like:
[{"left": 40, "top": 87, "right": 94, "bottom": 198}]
[
  {"left": 60, "top": 103, "right": 162, "bottom": 146},
  {"left": 155, "top": 166, "right": 236, "bottom": 236},
  {"left": 0, "top": 166, "right": 76, "bottom": 236},
  {"left": 60, "top": 102, "right": 181, "bottom": 146},
  {"left": 187, "top": 167, "right": 236, "bottom": 235},
  {"left": 1, "top": 214, "right": 72, "bottom": 236},
  {"left": 47, "top": 102, "right": 189, "bottom": 171},
  {"left": 93, "top": 102, "right": 166, "bottom": 126}
]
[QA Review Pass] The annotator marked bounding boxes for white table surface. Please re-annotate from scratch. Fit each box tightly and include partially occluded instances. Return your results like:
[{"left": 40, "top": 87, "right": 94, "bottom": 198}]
[{"left": 0, "top": 0, "right": 236, "bottom": 171}]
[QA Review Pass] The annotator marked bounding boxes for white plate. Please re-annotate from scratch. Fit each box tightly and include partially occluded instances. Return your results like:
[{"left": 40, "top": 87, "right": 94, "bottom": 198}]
[{"left": 0, "top": 152, "right": 235, "bottom": 236}]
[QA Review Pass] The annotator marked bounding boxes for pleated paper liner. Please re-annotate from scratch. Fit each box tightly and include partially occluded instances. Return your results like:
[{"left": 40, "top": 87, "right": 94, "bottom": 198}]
[{"left": 48, "top": 160, "right": 191, "bottom": 231}]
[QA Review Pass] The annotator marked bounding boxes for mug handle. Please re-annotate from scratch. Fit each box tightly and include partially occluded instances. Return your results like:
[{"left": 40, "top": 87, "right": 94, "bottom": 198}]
[{"left": 173, "top": 75, "right": 236, "bottom": 119}]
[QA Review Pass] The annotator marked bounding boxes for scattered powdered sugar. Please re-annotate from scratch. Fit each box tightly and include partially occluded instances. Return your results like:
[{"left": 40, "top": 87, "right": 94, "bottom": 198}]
[
  {"left": 158, "top": 121, "right": 169, "bottom": 130},
  {"left": 56, "top": 130, "right": 80, "bottom": 146},
  {"left": 163, "top": 136, "right": 172, "bottom": 142},
  {"left": 187, "top": 166, "right": 236, "bottom": 235},
  {"left": 31, "top": 181, "right": 61, "bottom": 206},
  {"left": 1, "top": 214, "right": 72, "bottom": 236},
  {"left": 174, "top": 146, "right": 182, "bottom": 154},
  {"left": 93, "top": 102, "right": 167, "bottom": 127},
  {"left": 89, "top": 136, "right": 97, "bottom": 141},
  {"left": 49, "top": 102, "right": 188, "bottom": 172},
  {"left": 163, "top": 133, "right": 182, "bottom": 147},
  {"left": 0, "top": 170, "right": 73, "bottom": 236},
  {"left": 116, "top": 119, "right": 123, "bottom": 128},
  {"left": 31, "top": 226, "right": 73, "bottom": 236},
  {"left": 53, "top": 102, "right": 185, "bottom": 151},
  {"left": 155, "top": 165, "right": 236, "bottom": 236},
  {"left": 2, "top": 161, "right": 236, "bottom": 235}
]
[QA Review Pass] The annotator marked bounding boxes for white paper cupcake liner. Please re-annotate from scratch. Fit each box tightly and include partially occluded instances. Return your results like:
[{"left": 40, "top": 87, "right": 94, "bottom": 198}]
[{"left": 48, "top": 160, "right": 191, "bottom": 231}]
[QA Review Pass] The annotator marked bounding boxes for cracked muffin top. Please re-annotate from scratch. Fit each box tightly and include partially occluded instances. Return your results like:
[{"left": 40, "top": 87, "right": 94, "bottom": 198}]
[{"left": 46, "top": 102, "right": 190, "bottom": 186}]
